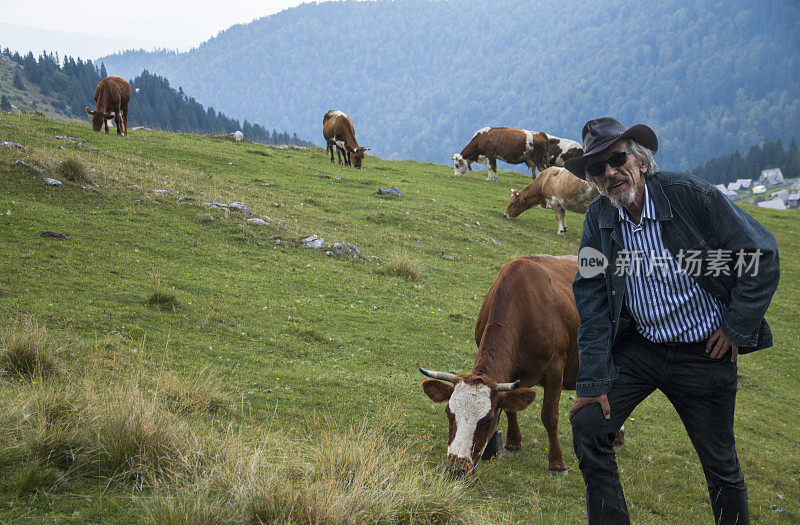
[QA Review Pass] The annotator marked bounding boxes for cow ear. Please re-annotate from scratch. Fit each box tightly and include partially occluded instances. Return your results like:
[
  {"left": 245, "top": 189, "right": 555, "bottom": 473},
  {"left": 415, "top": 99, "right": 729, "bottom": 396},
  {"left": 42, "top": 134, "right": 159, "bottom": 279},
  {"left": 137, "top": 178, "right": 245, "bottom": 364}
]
[
  {"left": 498, "top": 387, "right": 536, "bottom": 412},
  {"left": 86, "top": 107, "right": 93, "bottom": 116},
  {"left": 422, "top": 379, "right": 454, "bottom": 403}
]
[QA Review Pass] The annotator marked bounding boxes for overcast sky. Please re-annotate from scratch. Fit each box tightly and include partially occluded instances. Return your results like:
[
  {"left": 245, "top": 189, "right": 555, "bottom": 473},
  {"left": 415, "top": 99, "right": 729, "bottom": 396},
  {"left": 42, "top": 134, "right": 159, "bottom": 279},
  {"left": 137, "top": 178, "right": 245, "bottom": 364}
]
[{"left": 0, "top": 0, "right": 317, "bottom": 57}]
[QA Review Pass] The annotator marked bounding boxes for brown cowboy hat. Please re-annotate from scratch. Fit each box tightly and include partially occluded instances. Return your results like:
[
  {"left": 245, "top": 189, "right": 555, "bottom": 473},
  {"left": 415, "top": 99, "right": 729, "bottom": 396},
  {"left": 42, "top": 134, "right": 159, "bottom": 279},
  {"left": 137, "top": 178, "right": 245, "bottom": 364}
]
[{"left": 564, "top": 117, "right": 658, "bottom": 179}]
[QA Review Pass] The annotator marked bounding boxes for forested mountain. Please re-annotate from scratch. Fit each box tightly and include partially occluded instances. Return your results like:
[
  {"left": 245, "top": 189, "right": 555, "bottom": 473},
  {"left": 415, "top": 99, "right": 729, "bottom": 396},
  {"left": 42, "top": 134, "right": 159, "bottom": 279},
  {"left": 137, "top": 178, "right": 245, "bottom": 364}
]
[
  {"left": 0, "top": 48, "right": 312, "bottom": 146},
  {"left": 693, "top": 137, "right": 800, "bottom": 185},
  {"left": 98, "top": 0, "right": 799, "bottom": 172}
]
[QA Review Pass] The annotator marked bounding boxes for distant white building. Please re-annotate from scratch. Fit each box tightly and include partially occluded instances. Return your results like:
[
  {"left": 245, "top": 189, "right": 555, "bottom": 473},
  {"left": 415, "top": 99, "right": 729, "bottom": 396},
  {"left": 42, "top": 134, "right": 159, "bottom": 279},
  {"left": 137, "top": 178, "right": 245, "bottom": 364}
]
[
  {"left": 757, "top": 199, "right": 787, "bottom": 210},
  {"left": 735, "top": 178, "right": 753, "bottom": 189},
  {"left": 787, "top": 193, "right": 800, "bottom": 209},
  {"left": 759, "top": 168, "right": 785, "bottom": 187},
  {"left": 727, "top": 182, "right": 741, "bottom": 192},
  {"left": 715, "top": 184, "right": 736, "bottom": 197},
  {"left": 770, "top": 189, "right": 789, "bottom": 203},
  {"left": 752, "top": 185, "right": 767, "bottom": 194}
]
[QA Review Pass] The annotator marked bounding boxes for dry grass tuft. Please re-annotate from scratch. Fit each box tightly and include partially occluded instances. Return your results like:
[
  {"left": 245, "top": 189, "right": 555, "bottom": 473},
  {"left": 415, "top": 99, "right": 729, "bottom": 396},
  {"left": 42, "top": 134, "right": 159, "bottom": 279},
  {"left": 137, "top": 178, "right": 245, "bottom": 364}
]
[
  {"left": 157, "top": 367, "right": 232, "bottom": 415},
  {"left": 55, "top": 158, "right": 92, "bottom": 183},
  {"left": 0, "top": 316, "right": 62, "bottom": 380},
  {"left": 385, "top": 251, "right": 423, "bottom": 281},
  {"left": 148, "top": 271, "right": 179, "bottom": 310}
]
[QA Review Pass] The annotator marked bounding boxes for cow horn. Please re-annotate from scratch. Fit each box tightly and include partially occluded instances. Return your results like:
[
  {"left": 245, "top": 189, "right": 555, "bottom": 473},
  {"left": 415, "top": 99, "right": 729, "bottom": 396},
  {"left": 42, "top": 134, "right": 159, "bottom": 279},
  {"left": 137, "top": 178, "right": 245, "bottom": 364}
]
[
  {"left": 419, "top": 367, "right": 457, "bottom": 382},
  {"left": 496, "top": 380, "right": 521, "bottom": 391}
]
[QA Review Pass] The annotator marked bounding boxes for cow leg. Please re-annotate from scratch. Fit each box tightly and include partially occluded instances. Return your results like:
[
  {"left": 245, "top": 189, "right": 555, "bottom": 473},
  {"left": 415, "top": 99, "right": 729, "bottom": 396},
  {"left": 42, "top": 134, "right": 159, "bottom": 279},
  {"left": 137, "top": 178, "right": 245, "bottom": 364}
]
[
  {"left": 122, "top": 107, "right": 128, "bottom": 137},
  {"left": 104, "top": 118, "right": 109, "bottom": 134},
  {"left": 336, "top": 147, "right": 344, "bottom": 165},
  {"left": 541, "top": 374, "right": 567, "bottom": 473},
  {"left": 554, "top": 205, "right": 567, "bottom": 234},
  {"left": 504, "top": 411, "right": 523, "bottom": 452},
  {"left": 486, "top": 157, "right": 498, "bottom": 182},
  {"left": 115, "top": 112, "right": 123, "bottom": 135}
]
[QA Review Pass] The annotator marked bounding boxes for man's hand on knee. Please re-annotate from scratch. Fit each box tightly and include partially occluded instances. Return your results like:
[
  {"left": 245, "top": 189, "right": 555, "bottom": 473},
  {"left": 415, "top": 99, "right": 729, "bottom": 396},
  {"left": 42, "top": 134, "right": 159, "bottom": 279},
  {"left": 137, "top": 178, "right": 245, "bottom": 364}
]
[{"left": 570, "top": 394, "right": 611, "bottom": 422}]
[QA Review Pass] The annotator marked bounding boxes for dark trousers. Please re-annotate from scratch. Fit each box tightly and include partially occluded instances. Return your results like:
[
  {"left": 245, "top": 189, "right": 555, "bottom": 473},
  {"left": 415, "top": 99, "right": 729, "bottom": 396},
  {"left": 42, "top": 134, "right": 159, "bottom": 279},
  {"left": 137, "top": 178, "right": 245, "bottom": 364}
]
[{"left": 571, "top": 331, "right": 749, "bottom": 524}]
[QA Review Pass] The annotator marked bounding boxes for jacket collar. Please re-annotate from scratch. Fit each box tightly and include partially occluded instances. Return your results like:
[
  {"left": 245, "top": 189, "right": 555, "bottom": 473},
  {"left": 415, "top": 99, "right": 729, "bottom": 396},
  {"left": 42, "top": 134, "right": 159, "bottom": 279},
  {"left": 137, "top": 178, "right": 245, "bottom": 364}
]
[{"left": 598, "top": 172, "right": 672, "bottom": 229}]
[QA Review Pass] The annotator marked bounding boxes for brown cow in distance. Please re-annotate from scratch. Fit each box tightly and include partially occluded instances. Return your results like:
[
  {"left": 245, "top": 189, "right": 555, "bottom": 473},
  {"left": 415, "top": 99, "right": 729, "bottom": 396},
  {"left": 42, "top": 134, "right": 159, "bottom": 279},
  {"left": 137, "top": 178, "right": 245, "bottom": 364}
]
[
  {"left": 453, "top": 127, "right": 549, "bottom": 181},
  {"left": 420, "top": 256, "right": 580, "bottom": 477},
  {"left": 421, "top": 255, "right": 624, "bottom": 477},
  {"left": 505, "top": 167, "right": 599, "bottom": 234},
  {"left": 86, "top": 76, "right": 130, "bottom": 136},
  {"left": 322, "top": 110, "right": 369, "bottom": 169}
]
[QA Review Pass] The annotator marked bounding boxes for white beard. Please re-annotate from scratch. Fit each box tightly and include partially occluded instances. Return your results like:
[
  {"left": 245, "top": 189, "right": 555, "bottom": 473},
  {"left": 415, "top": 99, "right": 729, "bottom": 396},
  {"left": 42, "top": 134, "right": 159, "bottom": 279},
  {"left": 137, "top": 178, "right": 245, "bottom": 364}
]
[{"left": 600, "top": 184, "right": 636, "bottom": 210}]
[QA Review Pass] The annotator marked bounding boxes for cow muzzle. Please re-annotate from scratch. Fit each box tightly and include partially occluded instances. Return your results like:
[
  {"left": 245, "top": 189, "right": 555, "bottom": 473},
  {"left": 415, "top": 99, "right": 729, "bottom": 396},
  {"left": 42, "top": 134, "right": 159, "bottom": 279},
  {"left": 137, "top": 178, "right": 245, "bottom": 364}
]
[{"left": 444, "top": 455, "right": 474, "bottom": 479}]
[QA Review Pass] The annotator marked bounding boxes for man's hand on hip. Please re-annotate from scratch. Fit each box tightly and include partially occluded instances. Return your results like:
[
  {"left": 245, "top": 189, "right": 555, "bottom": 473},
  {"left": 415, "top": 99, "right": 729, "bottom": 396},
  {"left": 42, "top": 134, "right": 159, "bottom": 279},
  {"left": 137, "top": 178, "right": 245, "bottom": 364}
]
[
  {"left": 705, "top": 327, "right": 739, "bottom": 362},
  {"left": 570, "top": 394, "right": 611, "bottom": 422}
]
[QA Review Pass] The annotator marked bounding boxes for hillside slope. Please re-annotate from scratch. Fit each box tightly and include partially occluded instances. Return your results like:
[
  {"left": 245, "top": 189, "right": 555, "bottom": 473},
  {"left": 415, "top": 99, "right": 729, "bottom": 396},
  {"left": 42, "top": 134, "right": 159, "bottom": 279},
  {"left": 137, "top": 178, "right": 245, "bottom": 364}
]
[
  {"left": 0, "top": 113, "right": 798, "bottom": 522},
  {"left": 99, "top": 0, "right": 800, "bottom": 171}
]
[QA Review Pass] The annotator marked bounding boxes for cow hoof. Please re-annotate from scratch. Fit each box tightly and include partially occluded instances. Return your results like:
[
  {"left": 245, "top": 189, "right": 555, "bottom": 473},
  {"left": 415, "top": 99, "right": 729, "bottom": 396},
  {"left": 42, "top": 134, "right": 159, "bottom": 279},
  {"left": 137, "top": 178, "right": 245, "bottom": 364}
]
[
  {"left": 549, "top": 468, "right": 569, "bottom": 476},
  {"left": 503, "top": 446, "right": 522, "bottom": 454}
]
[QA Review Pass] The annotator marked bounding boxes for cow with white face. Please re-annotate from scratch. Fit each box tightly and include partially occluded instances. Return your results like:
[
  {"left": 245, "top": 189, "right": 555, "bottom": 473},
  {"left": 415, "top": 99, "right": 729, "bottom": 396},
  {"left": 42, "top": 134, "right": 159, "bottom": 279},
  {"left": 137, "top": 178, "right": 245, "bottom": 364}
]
[
  {"left": 421, "top": 370, "right": 535, "bottom": 477},
  {"left": 452, "top": 127, "right": 548, "bottom": 181}
]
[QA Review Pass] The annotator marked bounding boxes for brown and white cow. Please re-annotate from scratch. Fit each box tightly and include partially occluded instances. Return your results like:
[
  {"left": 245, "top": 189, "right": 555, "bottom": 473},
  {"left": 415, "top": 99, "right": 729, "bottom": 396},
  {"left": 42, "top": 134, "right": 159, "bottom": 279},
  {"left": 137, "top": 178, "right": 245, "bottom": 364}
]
[
  {"left": 504, "top": 167, "right": 599, "bottom": 234},
  {"left": 322, "top": 110, "right": 369, "bottom": 169},
  {"left": 452, "top": 127, "right": 548, "bottom": 181},
  {"left": 421, "top": 255, "right": 625, "bottom": 477},
  {"left": 544, "top": 135, "right": 583, "bottom": 169},
  {"left": 85, "top": 76, "right": 130, "bottom": 136}
]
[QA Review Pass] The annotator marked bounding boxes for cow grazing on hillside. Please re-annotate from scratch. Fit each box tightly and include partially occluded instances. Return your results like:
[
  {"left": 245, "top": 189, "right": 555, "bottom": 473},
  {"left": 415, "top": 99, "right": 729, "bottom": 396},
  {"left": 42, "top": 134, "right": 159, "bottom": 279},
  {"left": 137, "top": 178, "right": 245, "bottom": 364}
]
[
  {"left": 505, "top": 167, "right": 599, "bottom": 234},
  {"left": 544, "top": 135, "right": 583, "bottom": 169},
  {"left": 322, "top": 110, "right": 369, "bottom": 169},
  {"left": 452, "top": 127, "right": 548, "bottom": 181},
  {"left": 421, "top": 255, "right": 623, "bottom": 477},
  {"left": 86, "top": 76, "right": 130, "bottom": 136}
]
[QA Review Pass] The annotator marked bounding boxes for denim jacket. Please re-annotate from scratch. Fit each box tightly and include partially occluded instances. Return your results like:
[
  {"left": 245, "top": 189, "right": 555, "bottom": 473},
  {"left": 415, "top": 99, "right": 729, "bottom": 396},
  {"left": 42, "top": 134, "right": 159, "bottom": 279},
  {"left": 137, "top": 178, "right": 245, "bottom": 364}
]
[{"left": 572, "top": 171, "right": 780, "bottom": 397}]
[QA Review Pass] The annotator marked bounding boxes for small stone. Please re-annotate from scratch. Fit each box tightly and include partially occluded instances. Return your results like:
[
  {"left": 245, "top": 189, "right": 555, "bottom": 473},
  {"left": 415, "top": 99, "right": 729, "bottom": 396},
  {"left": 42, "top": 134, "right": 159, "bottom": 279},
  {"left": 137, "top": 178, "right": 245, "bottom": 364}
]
[
  {"left": 145, "top": 162, "right": 151, "bottom": 167},
  {"left": 301, "top": 235, "right": 324, "bottom": 248},
  {"left": 270, "top": 218, "right": 286, "bottom": 227},
  {"left": 229, "top": 202, "right": 252, "bottom": 216},
  {"left": 154, "top": 189, "right": 170, "bottom": 195},
  {"left": 128, "top": 184, "right": 142, "bottom": 189},
  {"left": 15, "top": 160, "right": 29, "bottom": 168},
  {"left": 232, "top": 131, "right": 244, "bottom": 141},
  {"left": 246, "top": 218, "right": 268, "bottom": 226},
  {"left": 377, "top": 185, "right": 403, "bottom": 196},
  {"left": 487, "top": 237, "right": 501, "bottom": 245},
  {"left": 44, "top": 177, "right": 63, "bottom": 186},
  {"left": 58, "top": 145, "right": 66, "bottom": 150},
  {"left": 2, "top": 141, "right": 22, "bottom": 148},
  {"left": 177, "top": 196, "right": 195, "bottom": 202}
]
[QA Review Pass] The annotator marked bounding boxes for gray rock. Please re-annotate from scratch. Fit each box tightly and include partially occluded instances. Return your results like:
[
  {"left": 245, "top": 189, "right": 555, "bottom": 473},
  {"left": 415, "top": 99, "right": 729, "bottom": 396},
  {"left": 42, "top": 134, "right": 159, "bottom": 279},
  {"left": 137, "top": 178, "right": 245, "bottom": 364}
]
[
  {"left": 15, "top": 160, "right": 29, "bottom": 168},
  {"left": 177, "top": 196, "right": 195, "bottom": 202},
  {"left": 377, "top": 185, "right": 404, "bottom": 196},
  {"left": 128, "top": 184, "right": 142, "bottom": 189},
  {"left": 231, "top": 131, "right": 244, "bottom": 141},
  {"left": 202, "top": 202, "right": 230, "bottom": 210},
  {"left": 767, "top": 505, "right": 789, "bottom": 515},
  {"left": 44, "top": 177, "right": 63, "bottom": 186},
  {"left": 154, "top": 189, "right": 170, "bottom": 195},
  {"left": 346, "top": 244, "right": 360, "bottom": 258},
  {"left": 58, "top": 145, "right": 66, "bottom": 150},
  {"left": 487, "top": 237, "right": 501, "bottom": 245},
  {"left": 332, "top": 243, "right": 347, "bottom": 257},
  {"left": 246, "top": 218, "right": 269, "bottom": 226},
  {"left": 301, "top": 235, "right": 324, "bottom": 248},
  {"left": 270, "top": 218, "right": 286, "bottom": 227},
  {"left": 229, "top": 202, "right": 253, "bottom": 216},
  {"left": 55, "top": 135, "right": 81, "bottom": 144},
  {"left": 1, "top": 140, "right": 22, "bottom": 148},
  {"left": 145, "top": 162, "right": 151, "bottom": 167},
  {"left": 331, "top": 242, "right": 360, "bottom": 259}
]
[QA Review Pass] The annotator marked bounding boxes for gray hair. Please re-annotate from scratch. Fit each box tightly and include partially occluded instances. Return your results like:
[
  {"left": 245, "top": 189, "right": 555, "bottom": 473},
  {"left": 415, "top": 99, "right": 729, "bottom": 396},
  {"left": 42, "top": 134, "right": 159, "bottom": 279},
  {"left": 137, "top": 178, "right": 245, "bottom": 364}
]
[{"left": 585, "top": 139, "right": 658, "bottom": 185}]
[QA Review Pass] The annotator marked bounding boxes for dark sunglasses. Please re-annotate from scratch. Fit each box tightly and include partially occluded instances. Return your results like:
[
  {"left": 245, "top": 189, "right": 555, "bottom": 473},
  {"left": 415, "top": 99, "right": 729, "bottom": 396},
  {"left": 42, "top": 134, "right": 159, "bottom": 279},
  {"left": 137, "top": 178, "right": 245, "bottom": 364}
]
[{"left": 586, "top": 150, "right": 632, "bottom": 178}]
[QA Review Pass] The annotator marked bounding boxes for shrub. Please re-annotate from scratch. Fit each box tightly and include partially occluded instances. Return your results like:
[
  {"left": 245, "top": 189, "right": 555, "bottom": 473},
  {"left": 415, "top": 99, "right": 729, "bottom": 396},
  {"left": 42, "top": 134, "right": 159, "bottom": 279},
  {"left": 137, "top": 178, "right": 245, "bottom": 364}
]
[{"left": 157, "top": 367, "right": 231, "bottom": 415}]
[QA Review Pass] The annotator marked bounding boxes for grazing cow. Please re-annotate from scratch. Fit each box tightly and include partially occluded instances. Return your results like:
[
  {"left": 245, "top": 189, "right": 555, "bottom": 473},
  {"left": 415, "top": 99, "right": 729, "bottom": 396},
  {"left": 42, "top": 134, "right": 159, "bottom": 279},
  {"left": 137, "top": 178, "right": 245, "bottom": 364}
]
[
  {"left": 505, "top": 167, "right": 599, "bottom": 234},
  {"left": 422, "top": 255, "right": 625, "bottom": 477},
  {"left": 544, "top": 135, "right": 583, "bottom": 169},
  {"left": 322, "top": 110, "right": 369, "bottom": 169},
  {"left": 85, "top": 76, "right": 130, "bottom": 136},
  {"left": 452, "top": 127, "right": 549, "bottom": 181}
]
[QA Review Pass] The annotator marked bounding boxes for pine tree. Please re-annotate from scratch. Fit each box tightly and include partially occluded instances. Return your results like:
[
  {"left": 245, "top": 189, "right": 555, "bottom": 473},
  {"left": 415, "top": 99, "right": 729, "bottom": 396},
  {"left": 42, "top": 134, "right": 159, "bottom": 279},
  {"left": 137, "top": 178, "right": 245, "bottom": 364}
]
[
  {"left": 0, "top": 95, "right": 11, "bottom": 112},
  {"left": 13, "top": 71, "right": 25, "bottom": 90},
  {"left": 100, "top": 62, "right": 108, "bottom": 78}
]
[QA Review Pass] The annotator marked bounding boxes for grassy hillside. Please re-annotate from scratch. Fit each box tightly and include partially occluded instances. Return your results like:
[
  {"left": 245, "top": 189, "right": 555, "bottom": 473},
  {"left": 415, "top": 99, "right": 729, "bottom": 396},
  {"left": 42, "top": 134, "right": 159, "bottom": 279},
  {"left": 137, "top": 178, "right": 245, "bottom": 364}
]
[
  {"left": 0, "top": 113, "right": 798, "bottom": 523},
  {"left": 0, "top": 55, "right": 78, "bottom": 121}
]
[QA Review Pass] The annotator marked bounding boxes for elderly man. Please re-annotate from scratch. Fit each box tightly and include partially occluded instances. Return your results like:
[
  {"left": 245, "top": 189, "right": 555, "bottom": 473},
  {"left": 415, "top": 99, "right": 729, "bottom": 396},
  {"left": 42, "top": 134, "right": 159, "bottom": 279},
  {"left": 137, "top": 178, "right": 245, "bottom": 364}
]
[{"left": 564, "top": 117, "right": 779, "bottom": 525}]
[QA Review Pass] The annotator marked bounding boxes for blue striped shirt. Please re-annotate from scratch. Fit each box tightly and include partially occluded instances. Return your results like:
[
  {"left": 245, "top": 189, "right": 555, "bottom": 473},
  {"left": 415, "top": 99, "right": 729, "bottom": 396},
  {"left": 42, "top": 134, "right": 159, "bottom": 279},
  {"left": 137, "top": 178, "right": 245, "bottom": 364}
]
[{"left": 618, "top": 185, "right": 723, "bottom": 343}]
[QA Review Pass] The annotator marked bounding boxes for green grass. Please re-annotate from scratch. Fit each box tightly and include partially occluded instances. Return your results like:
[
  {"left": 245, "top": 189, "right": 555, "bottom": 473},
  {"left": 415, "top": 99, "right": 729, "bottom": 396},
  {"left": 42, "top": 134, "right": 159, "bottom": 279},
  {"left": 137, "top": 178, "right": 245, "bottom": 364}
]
[{"left": 0, "top": 112, "right": 798, "bottom": 523}]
